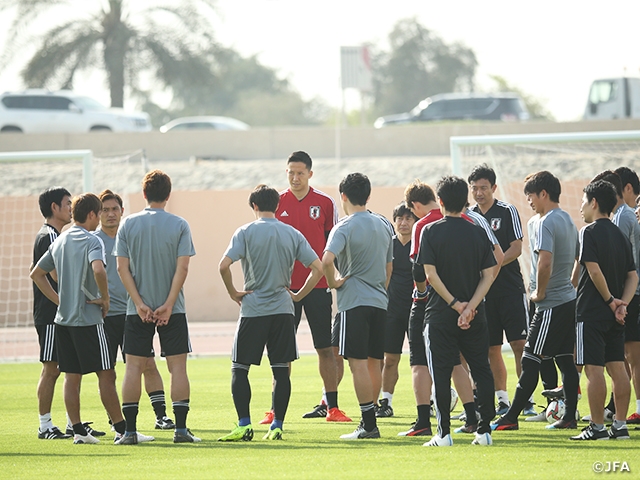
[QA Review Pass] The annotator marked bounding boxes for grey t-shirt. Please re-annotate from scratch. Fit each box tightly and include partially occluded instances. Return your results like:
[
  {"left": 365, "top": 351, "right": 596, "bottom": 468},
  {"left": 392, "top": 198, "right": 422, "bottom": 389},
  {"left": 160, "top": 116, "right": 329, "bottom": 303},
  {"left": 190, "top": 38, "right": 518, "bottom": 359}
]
[
  {"left": 527, "top": 214, "right": 540, "bottom": 292},
  {"left": 325, "top": 210, "right": 393, "bottom": 312},
  {"left": 224, "top": 217, "right": 318, "bottom": 317},
  {"left": 612, "top": 203, "right": 640, "bottom": 295},
  {"left": 114, "top": 207, "right": 195, "bottom": 315},
  {"left": 531, "top": 208, "right": 578, "bottom": 310},
  {"left": 36, "top": 225, "right": 106, "bottom": 327},
  {"left": 94, "top": 228, "right": 127, "bottom": 316}
]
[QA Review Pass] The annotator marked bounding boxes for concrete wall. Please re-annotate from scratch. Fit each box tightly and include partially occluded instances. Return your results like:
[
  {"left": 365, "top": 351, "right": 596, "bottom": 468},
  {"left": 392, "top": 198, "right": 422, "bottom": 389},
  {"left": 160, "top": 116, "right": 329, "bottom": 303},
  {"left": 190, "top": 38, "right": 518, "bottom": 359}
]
[{"left": 2, "top": 119, "right": 640, "bottom": 160}]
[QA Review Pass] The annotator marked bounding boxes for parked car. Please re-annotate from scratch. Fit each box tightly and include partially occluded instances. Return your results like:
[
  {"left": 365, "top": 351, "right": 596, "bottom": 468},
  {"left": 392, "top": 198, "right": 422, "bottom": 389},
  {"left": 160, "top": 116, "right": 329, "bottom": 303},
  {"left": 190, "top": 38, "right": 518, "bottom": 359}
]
[
  {"left": 374, "top": 93, "right": 529, "bottom": 128},
  {"left": 159, "top": 116, "right": 250, "bottom": 132},
  {"left": 583, "top": 77, "right": 640, "bottom": 120},
  {"left": 0, "top": 90, "right": 151, "bottom": 133}
]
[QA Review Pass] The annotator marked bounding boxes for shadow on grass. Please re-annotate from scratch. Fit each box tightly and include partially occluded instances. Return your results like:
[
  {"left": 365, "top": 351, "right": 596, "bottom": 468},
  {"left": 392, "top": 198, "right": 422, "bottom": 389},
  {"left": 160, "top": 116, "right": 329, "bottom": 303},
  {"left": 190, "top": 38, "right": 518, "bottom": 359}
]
[{"left": 0, "top": 453, "right": 125, "bottom": 457}]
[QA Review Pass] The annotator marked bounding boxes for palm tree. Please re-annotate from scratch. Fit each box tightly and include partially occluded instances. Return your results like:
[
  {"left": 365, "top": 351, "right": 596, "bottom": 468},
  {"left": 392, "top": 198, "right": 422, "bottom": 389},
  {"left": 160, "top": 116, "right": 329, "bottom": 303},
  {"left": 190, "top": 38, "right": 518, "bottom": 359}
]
[{"left": 0, "top": 0, "right": 218, "bottom": 107}]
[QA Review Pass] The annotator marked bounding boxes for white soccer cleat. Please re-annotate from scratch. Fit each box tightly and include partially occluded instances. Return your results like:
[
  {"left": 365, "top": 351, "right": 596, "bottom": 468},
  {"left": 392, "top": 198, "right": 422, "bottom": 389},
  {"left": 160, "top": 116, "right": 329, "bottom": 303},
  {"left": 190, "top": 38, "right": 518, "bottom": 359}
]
[
  {"left": 73, "top": 433, "right": 100, "bottom": 444},
  {"left": 422, "top": 434, "right": 453, "bottom": 447},
  {"left": 471, "top": 432, "right": 492, "bottom": 445},
  {"left": 137, "top": 432, "right": 155, "bottom": 443},
  {"left": 525, "top": 411, "right": 548, "bottom": 422}
]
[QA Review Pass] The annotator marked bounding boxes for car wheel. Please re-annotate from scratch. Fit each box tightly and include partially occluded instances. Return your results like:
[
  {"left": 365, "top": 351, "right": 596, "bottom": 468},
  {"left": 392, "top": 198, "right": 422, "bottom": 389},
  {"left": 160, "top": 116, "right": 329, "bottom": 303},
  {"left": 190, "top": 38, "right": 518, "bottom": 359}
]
[
  {"left": 90, "top": 126, "right": 112, "bottom": 132},
  {"left": 1, "top": 126, "right": 23, "bottom": 133}
]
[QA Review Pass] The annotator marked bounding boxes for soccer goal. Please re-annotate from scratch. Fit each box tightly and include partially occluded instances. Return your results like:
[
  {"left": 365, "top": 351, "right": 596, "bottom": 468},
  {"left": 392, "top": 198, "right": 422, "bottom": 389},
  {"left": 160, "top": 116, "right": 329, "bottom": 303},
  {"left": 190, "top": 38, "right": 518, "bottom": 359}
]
[
  {"left": 0, "top": 148, "right": 148, "bottom": 361},
  {"left": 450, "top": 129, "right": 640, "bottom": 285}
]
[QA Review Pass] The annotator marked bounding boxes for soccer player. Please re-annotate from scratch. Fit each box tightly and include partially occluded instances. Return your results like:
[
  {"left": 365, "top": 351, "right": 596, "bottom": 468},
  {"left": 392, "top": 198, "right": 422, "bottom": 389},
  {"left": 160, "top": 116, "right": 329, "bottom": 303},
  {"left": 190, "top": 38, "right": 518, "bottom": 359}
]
[
  {"left": 418, "top": 175, "right": 497, "bottom": 447},
  {"left": 30, "top": 193, "right": 126, "bottom": 444},
  {"left": 261, "top": 151, "right": 348, "bottom": 423},
  {"left": 468, "top": 164, "right": 533, "bottom": 416},
  {"left": 218, "top": 185, "right": 323, "bottom": 441},
  {"left": 377, "top": 202, "right": 418, "bottom": 418},
  {"left": 493, "top": 171, "right": 580, "bottom": 431},
  {"left": 114, "top": 170, "right": 198, "bottom": 444},
  {"left": 323, "top": 173, "right": 393, "bottom": 440},
  {"left": 96, "top": 189, "right": 175, "bottom": 431},
  {"left": 571, "top": 180, "right": 637, "bottom": 440}
]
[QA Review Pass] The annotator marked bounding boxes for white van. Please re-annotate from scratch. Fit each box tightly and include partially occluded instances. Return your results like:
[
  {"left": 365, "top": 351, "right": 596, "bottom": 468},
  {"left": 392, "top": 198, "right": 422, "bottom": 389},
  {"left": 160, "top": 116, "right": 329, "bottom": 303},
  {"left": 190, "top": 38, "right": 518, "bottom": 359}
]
[{"left": 584, "top": 77, "right": 640, "bottom": 120}]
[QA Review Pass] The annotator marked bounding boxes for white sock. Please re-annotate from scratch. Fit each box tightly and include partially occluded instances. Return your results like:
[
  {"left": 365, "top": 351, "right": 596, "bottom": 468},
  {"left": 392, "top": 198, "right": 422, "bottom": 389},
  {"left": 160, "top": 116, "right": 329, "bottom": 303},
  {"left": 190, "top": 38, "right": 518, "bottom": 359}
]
[
  {"left": 382, "top": 392, "right": 393, "bottom": 407},
  {"left": 636, "top": 399, "right": 640, "bottom": 414},
  {"left": 321, "top": 389, "right": 327, "bottom": 406},
  {"left": 496, "top": 390, "right": 510, "bottom": 405},
  {"left": 66, "top": 413, "right": 72, "bottom": 430},
  {"left": 39, "top": 413, "right": 53, "bottom": 431},
  {"left": 613, "top": 419, "right": 626, "bottom": 429}
]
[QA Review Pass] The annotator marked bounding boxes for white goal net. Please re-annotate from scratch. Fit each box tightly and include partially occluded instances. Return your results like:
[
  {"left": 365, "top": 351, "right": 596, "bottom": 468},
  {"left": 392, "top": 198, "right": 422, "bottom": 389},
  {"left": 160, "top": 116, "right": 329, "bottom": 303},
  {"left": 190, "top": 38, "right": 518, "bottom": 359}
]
[
  {"left": 0, "top": 149, "right": 148, "bottom": 361},
  {"left": 450, "top": 130, "right": 640, "bottom": 286}
]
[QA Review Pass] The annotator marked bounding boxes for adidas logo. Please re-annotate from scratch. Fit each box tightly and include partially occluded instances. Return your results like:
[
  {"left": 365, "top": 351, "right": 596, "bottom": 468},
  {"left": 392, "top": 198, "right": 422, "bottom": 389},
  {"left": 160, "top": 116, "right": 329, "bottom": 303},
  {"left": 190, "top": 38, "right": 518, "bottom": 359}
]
[{"left": 281, "top": 211, "right": 289, "bottom": 217}]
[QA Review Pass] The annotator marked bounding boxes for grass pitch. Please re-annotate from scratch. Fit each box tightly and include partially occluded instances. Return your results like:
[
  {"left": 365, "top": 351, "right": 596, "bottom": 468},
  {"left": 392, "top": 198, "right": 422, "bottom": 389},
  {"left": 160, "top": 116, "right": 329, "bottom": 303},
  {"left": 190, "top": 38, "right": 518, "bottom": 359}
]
[{"left": 1, "top": 354, "right": 638, "bottom": 479}]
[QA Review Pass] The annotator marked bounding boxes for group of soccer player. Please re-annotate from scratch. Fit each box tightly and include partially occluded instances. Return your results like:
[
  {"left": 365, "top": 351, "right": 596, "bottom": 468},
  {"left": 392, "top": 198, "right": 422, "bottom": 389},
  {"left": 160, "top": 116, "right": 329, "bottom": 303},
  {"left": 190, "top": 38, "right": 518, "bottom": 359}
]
[{"left": 30, "top": 149, "right": 640, "bottom": 446}]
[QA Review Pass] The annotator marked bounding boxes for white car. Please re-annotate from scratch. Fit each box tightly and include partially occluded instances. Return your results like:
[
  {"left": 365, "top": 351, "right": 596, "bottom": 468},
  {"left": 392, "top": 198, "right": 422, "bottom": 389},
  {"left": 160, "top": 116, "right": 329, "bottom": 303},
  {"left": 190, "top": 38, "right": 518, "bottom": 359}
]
[
  {"left": 159, "top": 116, "right": 250, "bottom": 132},
  {"left": 0, "top": 90, "right": 151, "bottom": 133}
]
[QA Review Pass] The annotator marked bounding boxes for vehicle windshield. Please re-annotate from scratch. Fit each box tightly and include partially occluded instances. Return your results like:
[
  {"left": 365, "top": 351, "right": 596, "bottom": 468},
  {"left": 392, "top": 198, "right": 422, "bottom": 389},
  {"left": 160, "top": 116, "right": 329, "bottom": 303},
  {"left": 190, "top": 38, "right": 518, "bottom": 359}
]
[{"left": 73, "top": 96, "right": 108, "bottom": 111}]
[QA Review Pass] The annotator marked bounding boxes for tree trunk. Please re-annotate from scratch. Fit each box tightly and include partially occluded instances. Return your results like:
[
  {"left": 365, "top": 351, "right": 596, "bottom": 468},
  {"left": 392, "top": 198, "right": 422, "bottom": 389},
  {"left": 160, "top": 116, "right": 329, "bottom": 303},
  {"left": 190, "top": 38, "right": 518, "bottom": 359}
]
[{"left": 102, "top": 1, "right": 129, "bottom": 108}]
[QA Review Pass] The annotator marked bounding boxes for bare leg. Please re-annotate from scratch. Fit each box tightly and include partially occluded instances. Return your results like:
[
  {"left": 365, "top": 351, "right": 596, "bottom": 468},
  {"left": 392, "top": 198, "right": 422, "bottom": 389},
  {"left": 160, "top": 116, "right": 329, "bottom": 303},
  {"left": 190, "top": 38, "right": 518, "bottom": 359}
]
[
  {"left": 452, "top": 364, "right": 474, "bottom": 404},
  {"left": 489, "top": 345, "right": 507, "bottom": 392},
  {"left": 584, "top": 364, "right": 607, "bottom": 424},
  {"left": 317, "top": 347, "right": 338, "bottom": 392},
  {"left": 121, "top": 354, "right": 146, "bottom": 403},
  {"left": 412, "top": 365, "right": 432, "bottom": 405},
  {"left": 349, "top": 358, "right": 374, "bottom": 403},
  {"left": 38, "top": 361, "right": 60, "bottom": 415},
  {"left": 143, "top": 357, "right": 165, "bottom": 393},
  {"left": 166, "top": 353, "right": 190, "bottom": 401},
  {"left": 624, "top": 342, "right": 640, "bottom": 406},
  {"left": 369, "top": 358, "right": 383, "bottom": 403},
  {"left": 381, "top": 353, "right": 401, "bottom": 395},
  {"left": 333, "top": 346, "right": 344, "bottom": 386},
  {"left": 63, "top": 373, "right": 82, "bottom": 426},
  {"left": 607, "top": 361, "right": 630, "bottom": 422},
  {"left": 510, "top": 339, "right": 526, "bottom": 378},
  {"left": 97, "top": 369, "right": 123, "bottom": 423}
]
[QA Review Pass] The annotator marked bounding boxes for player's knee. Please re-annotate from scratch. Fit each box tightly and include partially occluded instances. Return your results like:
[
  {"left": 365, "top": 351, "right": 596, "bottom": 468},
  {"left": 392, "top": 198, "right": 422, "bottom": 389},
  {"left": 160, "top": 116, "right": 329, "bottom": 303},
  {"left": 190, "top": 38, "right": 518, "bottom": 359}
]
[{"left": 41, "top": 362, "right": 60, "bottom": 380}]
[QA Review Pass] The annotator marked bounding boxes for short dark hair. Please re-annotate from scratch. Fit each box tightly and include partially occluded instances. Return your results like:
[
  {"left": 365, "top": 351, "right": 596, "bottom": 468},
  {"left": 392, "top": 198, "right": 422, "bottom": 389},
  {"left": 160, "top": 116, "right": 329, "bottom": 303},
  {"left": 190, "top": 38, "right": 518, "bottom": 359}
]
[
  {"left": 392, "top": 201, "right": 418, "bottom": 222},
  {"left": 287, "top": 151, "right": 312, "bottom": 170},
  {"left": 436, "top": 176, "right": 468, "bottom": 213},
  {"left": 38, "top": 186, "right": 71, "bottom": 218},
  {"left": 614, "top": 166, "right": 640, "bottom": 196},
  {"left": 584, "top": 180, "right": 617, "bottom": 216},
  {"left": 339, "top": 173, "right": 370, "bottom": 206},
  {"left": 523, "top": 171, "right": 561, "bottom": 203},
  {"left": 404, "top": 180, "right": 436, "bottom": 206},
  {"left": 249, "top": 184, "right": 280, "bottom": 212},
  {"left": 467, "top": 163, "right": 496, "bottom": 186},
  {"left": 72, "top": 193, "right": 102, "bottom": 223},
  {"left": 142, "top": 170, "right": 172, "bottom": 203},
  {"left": 590, "top": 170, "right": 623, "bottom": 198},
  {"left": 98, "top": 189, "right": 123, "bottom": 208}
]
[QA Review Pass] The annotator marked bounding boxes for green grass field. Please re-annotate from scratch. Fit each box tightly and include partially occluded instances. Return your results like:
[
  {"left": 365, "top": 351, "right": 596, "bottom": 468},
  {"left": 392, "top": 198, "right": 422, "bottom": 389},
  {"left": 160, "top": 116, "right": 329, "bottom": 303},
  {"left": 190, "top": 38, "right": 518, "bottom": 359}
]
[{"left": 1, "top": 354, "right": 637, "bottom": 479}]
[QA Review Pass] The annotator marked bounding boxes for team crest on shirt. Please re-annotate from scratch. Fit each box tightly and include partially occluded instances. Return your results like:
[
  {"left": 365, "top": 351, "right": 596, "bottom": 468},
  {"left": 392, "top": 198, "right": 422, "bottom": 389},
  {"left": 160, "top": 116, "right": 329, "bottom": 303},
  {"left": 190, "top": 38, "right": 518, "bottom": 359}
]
[
  {"left": 309, "top": 206, "right": 321, "bottom": 220},
  {"left": 490, "top": 218, "right": 501, "bottom": 231}
]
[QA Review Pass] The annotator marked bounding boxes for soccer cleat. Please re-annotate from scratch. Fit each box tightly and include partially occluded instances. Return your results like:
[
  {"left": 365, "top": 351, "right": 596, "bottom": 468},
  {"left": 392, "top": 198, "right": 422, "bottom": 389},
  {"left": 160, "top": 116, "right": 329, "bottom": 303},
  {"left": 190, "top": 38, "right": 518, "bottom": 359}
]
[
  {"left": 66, "top": 422, "right": 105, "bottom": 437},
  {"left": 422, "top": 434, "right": 453, "bottom": 447},
  {"left": 471, "top": 432, "right": 492, "bottom": 445},
  {"left": 546, "top": 418, "right": 577, "bottom": 429},
  {"left": 608, "top": 425, "right": 630, "bottom": 440},
  {"left": 525, "top": 410, "right": 547, "bottom": 422},
  {"left": 339, "top": 423, "right": 381, "bottom": 440},
  {"left": 570, "top": 423, "right": 609, "bottom": 441},
  {"left": 174, "top": 429, "right": 201, "bottom": 443},
  {"left": 73, "top": 433, "right": 100, "bottom": 444},
  {"left": 302, "top": 404, "right": 328, "bottom": 419},
  {"left": 218, "top": 424, "right": 254, "bottom": 442},
  {"left": 491, "top": 415, "right": 518, "bottom": 431},
  {"left": 523, "top": 402, "right": 537, "bottom": 416},
  {"left": 495, "top": 402, "right": 510, "bottom": 416},
  {"left": 626, "top": 412, "right": 640, "bottom": 424},
  {"left": 454, "top": 423, "right": 478, "bottom": 434},
  {"left": 155, "top": 416, "right": 176, "bottom": 430},
  {"left": 263, "top": 428, "right": 283, "bottom": 440},
  {"left": 450, "top": 411, "right": 465, "bottom": 421},
  {"left": 541, "top": 386, "right": 565, "bottom": 400},
  {"left": 259, "top": 410, "right": 275, "bottom": 425},
  {"left": 375, "top": 399, "right": 393, "bottom": 418},
  {"left": 136, "top": 432, "right": 155, "bottom": 442},
  {"left": 582, "top": 408, "right": 614, "bottom": 423},
  {"left": 397, "top": 423, "right": 432, "bottom": 437},
  {"left": 114, "top": 432, "right": 138, "bottom": 445},
  {"left": 326, "top": 407, "right": 352, "bottom": 422},
  {"left": 38, "top": 426, "right": 71, "bottom": 439}
]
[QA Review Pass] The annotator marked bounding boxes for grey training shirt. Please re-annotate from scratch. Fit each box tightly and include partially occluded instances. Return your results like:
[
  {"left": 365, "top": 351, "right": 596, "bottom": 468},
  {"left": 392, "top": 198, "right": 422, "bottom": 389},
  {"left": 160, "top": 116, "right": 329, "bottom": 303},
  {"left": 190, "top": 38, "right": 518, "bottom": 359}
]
[
  {"left": 612, "top": 203, "right": 640, "bottom": 296},
  {"left": 95, "top": 228, "right": 127, "bottom": 315},
  {"left": 224, "top": 217, "right": 318, "bottom": 317}
]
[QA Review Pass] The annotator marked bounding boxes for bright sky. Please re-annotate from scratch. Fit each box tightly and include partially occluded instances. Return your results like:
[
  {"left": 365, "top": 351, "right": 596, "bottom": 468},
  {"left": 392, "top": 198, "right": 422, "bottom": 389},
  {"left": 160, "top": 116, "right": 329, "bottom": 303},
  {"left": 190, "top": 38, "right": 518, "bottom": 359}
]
[{"left": 1, "top": 0, "right": 639, "bottom": 121}]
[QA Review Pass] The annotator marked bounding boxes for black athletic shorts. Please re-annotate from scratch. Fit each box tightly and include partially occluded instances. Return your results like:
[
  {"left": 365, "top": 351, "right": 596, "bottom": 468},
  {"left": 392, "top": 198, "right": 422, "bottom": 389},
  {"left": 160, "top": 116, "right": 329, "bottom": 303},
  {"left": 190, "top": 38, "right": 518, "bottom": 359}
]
[
  {"left": 104, "top": 314, "right": 125, "bottom": 365},
  {"left": 123, "top": 313, "right": 191, "bottom": 358},
  {"left": 576, "top": 320, "right": 625, "bottom": 366},
  {"left": 337, "top": 306, "right": 386, "bottom": 360},
  {"left": 485, "top": 293, "right": 528, "bottom": 346},
  {"left": 384, "top": 303, "right": 411, "bottom": 354},
  {"left": 35, "top": 323, "right": 57, "bottom": 363},
  {"left": 293, "top": 288, "right": 332, "bottom": 350},
  {"left": 408, "top": 300, "right": 428, "bottom": 366},
  {"left": 525, "top": 299, "right": 576, "bottom": 358},
  {"left": 624, "top": 294, "right": 640, "bottom": 343},
  {"left": 331, "top": 312, "right": 340, "bottom": 348},
  {"left": 56, "top": 323, "right": 112, "bottom": 374},
  {"left": 232, "top": 314, "right": 298, "bottom": 365}
]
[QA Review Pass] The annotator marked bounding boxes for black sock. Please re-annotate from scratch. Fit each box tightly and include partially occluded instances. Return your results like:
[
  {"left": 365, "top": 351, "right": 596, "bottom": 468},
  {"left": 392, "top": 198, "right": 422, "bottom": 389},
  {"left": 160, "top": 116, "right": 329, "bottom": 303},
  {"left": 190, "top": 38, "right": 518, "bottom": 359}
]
[
  {"left": 540, "top": 357, "right": 558, "bottom": 391},
  {"left": 173, "top": 399, "right": 190, "bottom": 430},
  {"left": 416, "top": 404, "right": 431, "bottom": 428},
  {"left": 231, "top": 365, "right": 251, "bottom": 420},
  {"left": 122, "top": 402, "right": 139, "bottom": 432},
  {"left": 113, "top": 420, "right": 126, "bottom": 435},
  {"left": 326, "top": 391, "right": 338, "bottom": 410},
  {"left": 72, "top": 422, "right": 88, "bottom": 436},
  {"left": 360, "top": 402, "right": 376, "bottom": 431},
  {"left": 507, "top": 353, "right": 541, "bottom": 422},
  {"left": 148, "top": 390, "right": 167, "bottom": 419},
  {"left": 463, "top": 401, "right": 478, "bottom": 425},
  {"left": 555, "top": 354, "right": 579, "bottom": 421},
  {"left": 272, "top": 365, "right": 291, "bottom": 422}
]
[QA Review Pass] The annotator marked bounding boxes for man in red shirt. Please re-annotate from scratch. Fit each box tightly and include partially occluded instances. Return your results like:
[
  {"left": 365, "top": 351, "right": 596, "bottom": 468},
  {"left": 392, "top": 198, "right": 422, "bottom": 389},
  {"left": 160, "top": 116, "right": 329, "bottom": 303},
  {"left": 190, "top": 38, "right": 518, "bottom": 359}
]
[{"left": 260, "top": 151, "right": 351, "bottom": 424}]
